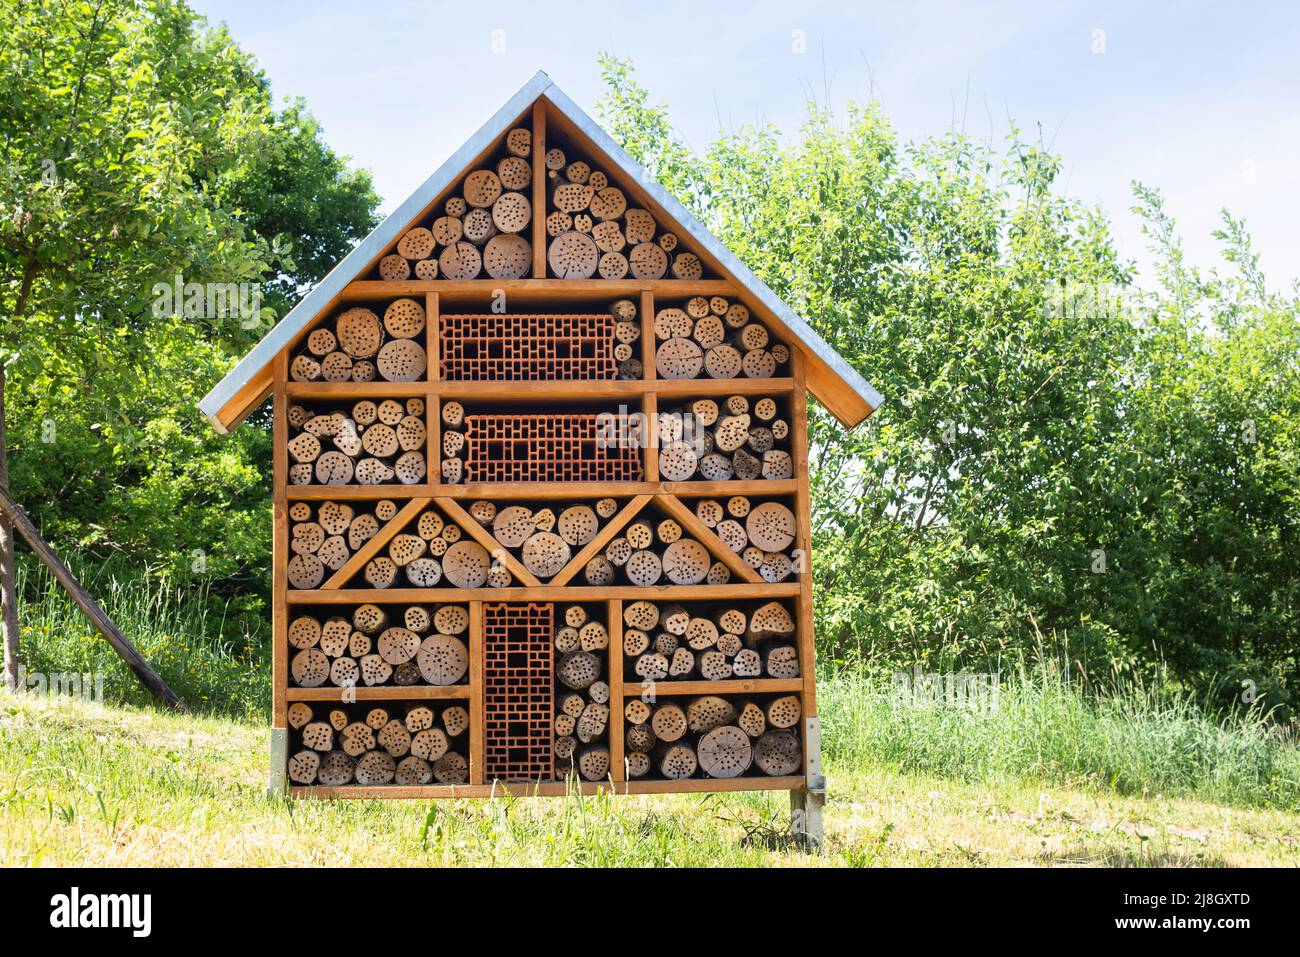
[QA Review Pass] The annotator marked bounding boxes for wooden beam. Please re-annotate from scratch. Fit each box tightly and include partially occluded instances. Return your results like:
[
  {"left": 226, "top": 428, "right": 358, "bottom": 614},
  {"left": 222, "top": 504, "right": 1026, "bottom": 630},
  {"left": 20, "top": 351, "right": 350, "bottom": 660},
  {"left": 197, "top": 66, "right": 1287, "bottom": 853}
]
[
  {"left": 548, "top": 494, "right": 651, "bottom": 586},
  {"left": 435, "top": 496, "right": 542, "bottom": 587},
  {"left": 0, "top": 488, "right": 182, "bottom": 709},
  {"left": 655, "top": 493, "right": 762, "bottom": 584},
  {"left": 320, "top": 498, "right": 431, "bottom": 590},
  {"left": 287, "top": 582, "right": 799, "bottom": 604}
]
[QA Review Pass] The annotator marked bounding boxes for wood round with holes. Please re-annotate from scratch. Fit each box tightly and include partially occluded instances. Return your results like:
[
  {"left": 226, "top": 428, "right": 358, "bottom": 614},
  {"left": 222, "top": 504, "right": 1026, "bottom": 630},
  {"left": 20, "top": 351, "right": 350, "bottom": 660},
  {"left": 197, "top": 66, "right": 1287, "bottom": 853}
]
[
  {"left": 746, "top": 502, "right": 797, "bottom": 552},
  {"left": 291, "top": 648, "right": 329, "bottom": 687},
  {"left": 650, "top": 703, "right": 687, "bottom": 742},
  {"left": 629, "top": 241, "right": 668, "bottom": 280},
  {"left": 697, "top": 725, "right": 751, "bottom": 778},
  {"left": 336, "top": 308, "right": 382, "bottom": 359},
  {"left": 625, "top": 549, "right": 662, "bottom": 586},
  {"left": 490, "top": 191, "right": 531, "bottom": 234},
  {"left": 483, "top": 233, "right": 532, "bottom": 280},
  {"left": 383, "top": 298, "right": 425, "bottom": 339},
  {"left": 377, "top": 338, "right": 427, "bottom": 381},
  {"left": 753, "top": 729, "right": 801, "bottom": 776},
  {"left": 463, "top": 169, "right": 502, "bottom": 207},
  {"left": 442, "top": 540, "right": 490, "bottom": 588},
  {"left": 661, "top": 539, "right": 710, "bottom": 585},
  {"left": 656, "top": 337, "right": 704, "bottom": 379},
  {"left": 521, "top": 531, "right": 570, "bottom": 579},
  {"left": 492, "top": 506, "right": 535, "bottom": 548},
  {"left": 497, "top": 155, "right": 531, "bottom": 190},
  {"left": 557, "top": 651, "right": 600, "bottom": 690},
  {"left": 416, "top": 634, "right": 468, "bottom": 685},
  {"left": 439, "top": 241, "right": 482, "bottom": 279},
  {"left": 588, "top": 186, "right": 627, "bottom": 221},
  {"left": 397, "top": 227, "right": 435, "bottom": 261},
  {"left": 548, "top": 230, "right": 599, "bottom": 279},
  {"left": 433, "top": 605, "right": 469, "bottom": 635},
  {"left": 557, "top": 506, "right": 599, "bottom": 546},
  {"left": 378, "top": 254, "right": 409, "bottom": 280}
]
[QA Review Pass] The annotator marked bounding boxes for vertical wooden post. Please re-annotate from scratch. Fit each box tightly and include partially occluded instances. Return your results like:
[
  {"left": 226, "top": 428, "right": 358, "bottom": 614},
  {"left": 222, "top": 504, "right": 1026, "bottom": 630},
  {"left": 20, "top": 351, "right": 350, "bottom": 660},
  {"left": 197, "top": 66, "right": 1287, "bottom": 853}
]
[
  {"left": 531, "top": 100, "right": 548, "bottom": 279},
  {"left": 469, "top": 600, "right": 484, "bottom": 785},
  {"left": 426, "top": 291, "right": 441, "bottom": 490},
  {"left": 789, "top": 349, "right": 824, "bottom": 846},
  {"left": 271, "top": 352, "right": 289, "bottom": 744},
  {"left": 640, "top": 290, "right": 657, "bottom": 482},
  {"left": 607, "top": 598, "right": 625, "bottom": 785}
]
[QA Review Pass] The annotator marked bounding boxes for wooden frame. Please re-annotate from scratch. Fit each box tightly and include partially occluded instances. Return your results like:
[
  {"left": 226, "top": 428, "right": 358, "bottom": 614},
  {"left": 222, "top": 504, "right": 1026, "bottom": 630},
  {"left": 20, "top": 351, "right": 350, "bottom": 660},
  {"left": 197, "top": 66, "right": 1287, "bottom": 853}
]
[{"left": 260, "top": 100, "right": 825, "bottom": 822}]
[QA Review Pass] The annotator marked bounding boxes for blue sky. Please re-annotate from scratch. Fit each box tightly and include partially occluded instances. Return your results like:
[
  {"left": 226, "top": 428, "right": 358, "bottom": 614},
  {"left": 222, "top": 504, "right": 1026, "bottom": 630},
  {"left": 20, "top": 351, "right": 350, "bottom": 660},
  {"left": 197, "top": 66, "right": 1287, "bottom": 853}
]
[{"left": 192, "top": 0, "right": 1300, "bottom": 288}]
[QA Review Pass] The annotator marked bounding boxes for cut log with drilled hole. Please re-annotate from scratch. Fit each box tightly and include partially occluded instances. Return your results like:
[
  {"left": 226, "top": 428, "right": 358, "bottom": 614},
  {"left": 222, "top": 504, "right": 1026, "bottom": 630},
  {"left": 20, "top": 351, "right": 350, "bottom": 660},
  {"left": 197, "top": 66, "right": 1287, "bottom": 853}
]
[
  {"left": 656, "top": 338, "right": 704, "bottom": 379},
  {"left": 417, "top": 635, "right": 469, "bottom": 685},
  {"left": 483, "top": 233, "right": 532, "bottom": 279},
  {"left": 753, "top": 729, "right": 801, "bottom": 776},
  {"left": 548, "top": 230, "right": 599, "bottom": 279},
  {"left": 697, "top": 725, "right": 751, "bottom": 778},
  {"left": 687, "top": 696, "right": 737, "bottom": 733},
  {"left": 659, "top": 743, "right": 698, "bottom": 780},
  {"left": 442, "top": 540, "right": 490, "bottom": 588},
  {"left": 578, "top": 746, "right": 610, "bottom": 781},
  {"left": 521, "top": 531, "right": 570, "bottom": 578},
  {"left": 625, "top": 549, "right": 662, "bottom": 587},
  {"left": 650, "top": 703, "right": 687, "bottom": 742},
  {"left": 746, "top": 502, "right": 797, "bottom": 552},
  {"left": 765, "top": 644, "right": 801, "bottom": 679},
  {"left": 557, "top": 651, "right": 600, "bottom": 690}
]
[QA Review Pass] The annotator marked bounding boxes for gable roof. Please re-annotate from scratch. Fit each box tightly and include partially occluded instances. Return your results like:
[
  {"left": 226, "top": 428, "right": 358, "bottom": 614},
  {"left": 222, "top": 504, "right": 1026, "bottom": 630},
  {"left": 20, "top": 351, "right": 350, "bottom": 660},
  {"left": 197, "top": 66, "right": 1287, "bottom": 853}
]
[{"left": 198, "top": 71, "right": 883, "bottom": 432}]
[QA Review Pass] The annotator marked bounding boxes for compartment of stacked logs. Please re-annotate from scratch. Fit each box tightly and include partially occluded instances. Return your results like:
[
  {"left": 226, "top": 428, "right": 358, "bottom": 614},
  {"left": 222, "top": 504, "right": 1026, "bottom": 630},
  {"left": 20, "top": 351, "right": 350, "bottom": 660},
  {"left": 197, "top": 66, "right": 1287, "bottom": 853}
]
[
  {"left": 286, "top": 398, "right": 427, "bottom": 487},
  {"left": 288, "top": 603, "right": 471, "bottom": 690},
  {"left": 287, "top": 699, "right": 470, "bottom": 787},
  {"left": 377, "top": 125, "right": 535, "bottom": 281},
  {"left": 438, "top": 400, "right": 645, "bottom": 485},
  {"left": 552, "top": 604, "right": 612, "bottom": 782},
  {"left": 287, "top": 500, "right": 513, "bottom": 590},
  {"left": 622, "top": 599, "right": 799, "bottom": 684},
  {"left": 624, "top": 693, "right": 804, "bottom": 781},
  {"left": 543, "top": 142, "right": 704, "bottom": 281},
  {"left": 653, "top": 296, "right": 789, "bottom": 380},
  {"left": 290, "top": 299, "right": 428, "bottom": 384},
  {"left": 656, "top": 394, "right": 793, "bottom": 482},
  {"left": 584, "top": 505, "right": 733, "bottom": 587},
  {"left": 461, "top": 498, "right": 622, "bottom": 582}
]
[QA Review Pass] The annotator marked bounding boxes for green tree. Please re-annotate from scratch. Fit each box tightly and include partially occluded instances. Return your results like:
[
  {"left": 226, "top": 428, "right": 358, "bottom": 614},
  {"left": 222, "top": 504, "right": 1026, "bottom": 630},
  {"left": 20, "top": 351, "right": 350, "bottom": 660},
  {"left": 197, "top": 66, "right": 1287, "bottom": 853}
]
[
  {"left": 595, "top": 56, "right": 1299, "bottom": 712},
  {"left": 0, "top": 0, "right": 378, "bottom": 683}
]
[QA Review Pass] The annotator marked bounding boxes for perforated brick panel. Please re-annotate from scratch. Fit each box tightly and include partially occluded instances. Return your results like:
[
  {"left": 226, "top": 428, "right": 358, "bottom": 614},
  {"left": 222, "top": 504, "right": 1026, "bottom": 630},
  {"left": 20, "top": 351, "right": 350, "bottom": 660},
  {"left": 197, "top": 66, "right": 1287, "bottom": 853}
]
[
  {"left": 440, "top": 313, "right": 619, "bottom": 381},
  {"left": 463, "top": 414, "right": 644, "bottom": 483},
  {"left": 483, "top": 602, "right": 554, "bottom": 782}
]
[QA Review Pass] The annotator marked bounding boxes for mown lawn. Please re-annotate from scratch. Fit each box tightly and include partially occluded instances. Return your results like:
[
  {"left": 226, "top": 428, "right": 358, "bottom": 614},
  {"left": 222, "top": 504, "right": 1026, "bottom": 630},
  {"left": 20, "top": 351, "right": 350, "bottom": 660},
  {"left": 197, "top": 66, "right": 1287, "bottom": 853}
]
[{"left": 2, "top": 692, "right": 1296, "bottom": 867}]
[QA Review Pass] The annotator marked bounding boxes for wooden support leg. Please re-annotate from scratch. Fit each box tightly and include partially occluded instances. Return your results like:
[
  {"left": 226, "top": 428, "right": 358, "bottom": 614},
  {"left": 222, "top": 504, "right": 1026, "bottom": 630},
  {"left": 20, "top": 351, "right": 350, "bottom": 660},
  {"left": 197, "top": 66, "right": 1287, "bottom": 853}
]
[
  {"left": 790, "top": 715, "right": 825, "bottom": 849},
  {"left": 267, "top": 727, "right": 288, "bottom": 798}
]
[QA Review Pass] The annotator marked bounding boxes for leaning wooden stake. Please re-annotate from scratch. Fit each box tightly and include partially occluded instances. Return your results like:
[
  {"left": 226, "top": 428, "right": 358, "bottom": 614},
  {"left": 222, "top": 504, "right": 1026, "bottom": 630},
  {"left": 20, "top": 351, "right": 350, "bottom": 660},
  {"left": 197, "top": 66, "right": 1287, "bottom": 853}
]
[{"left": 0, "top": 488, "right": 183, "bottom": 709}]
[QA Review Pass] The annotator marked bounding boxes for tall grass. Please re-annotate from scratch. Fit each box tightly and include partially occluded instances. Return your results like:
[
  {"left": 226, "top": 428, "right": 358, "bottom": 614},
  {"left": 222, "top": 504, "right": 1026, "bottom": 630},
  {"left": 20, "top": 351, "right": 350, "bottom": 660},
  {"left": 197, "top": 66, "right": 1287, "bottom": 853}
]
[
  {"left": 820, "top": 663, "right": 1300, "bottom": 811},
  {"left": 12, "top": 557, "right": 268, "bottom": 720},
  {"left": 11, "top": 559, "right": 1298, "bottom": 811}
]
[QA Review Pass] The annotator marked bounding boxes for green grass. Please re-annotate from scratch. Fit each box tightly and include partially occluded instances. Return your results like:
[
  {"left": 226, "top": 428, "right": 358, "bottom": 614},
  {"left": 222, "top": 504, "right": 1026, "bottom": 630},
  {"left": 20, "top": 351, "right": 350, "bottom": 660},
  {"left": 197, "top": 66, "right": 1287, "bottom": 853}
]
[
  {"left": 4, "top": 564, "right": 1298, "bottom": 865},
  {"left": 1, "top": 692, "right": 1297, "bottom": 866},
  {"left": 820, "top": 668, "right": 1300, "bottom": 811},
  {"left": 13, "top": 558, "right": 268, "bottom": 720}
]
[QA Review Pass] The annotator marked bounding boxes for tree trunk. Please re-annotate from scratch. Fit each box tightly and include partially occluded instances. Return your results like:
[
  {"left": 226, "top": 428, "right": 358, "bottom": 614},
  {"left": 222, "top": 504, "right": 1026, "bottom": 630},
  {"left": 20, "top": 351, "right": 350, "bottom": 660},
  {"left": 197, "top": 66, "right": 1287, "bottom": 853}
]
[{"left": 0, "top": 363, "right": 19, "bottom": 692}]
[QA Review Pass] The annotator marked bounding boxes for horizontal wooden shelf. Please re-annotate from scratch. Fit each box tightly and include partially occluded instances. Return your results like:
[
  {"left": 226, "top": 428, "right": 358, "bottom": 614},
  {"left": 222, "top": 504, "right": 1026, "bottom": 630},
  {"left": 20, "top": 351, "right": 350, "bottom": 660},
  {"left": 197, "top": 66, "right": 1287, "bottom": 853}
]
[
  {"left": 340, "top": 279, "right": 739, "bottom": 301},
  {"left": 620, "top": 679, "right": 803, "bottom": 697},
  {"left": 285, "top": 378, "right": 797, "bottom": 402},
  {"left": 285, "top": 685, "right": 470, "bottom": 702},
  {"left": 285, "top": 480, "right": 797, "bottom": 501},
  {"left": 287, "top": 582, "right": 801, "bottom": 604},
  {"left": 289, "top": 775, "right": 804, "bottom": 800}
]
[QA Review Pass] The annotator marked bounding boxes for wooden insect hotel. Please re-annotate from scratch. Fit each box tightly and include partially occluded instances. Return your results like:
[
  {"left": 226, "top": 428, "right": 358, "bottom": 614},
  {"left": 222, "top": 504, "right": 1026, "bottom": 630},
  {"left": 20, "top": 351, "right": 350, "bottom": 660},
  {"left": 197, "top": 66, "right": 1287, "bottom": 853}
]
[{"left": 199, "top": 72, "right": 881, "bottom": 841}]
